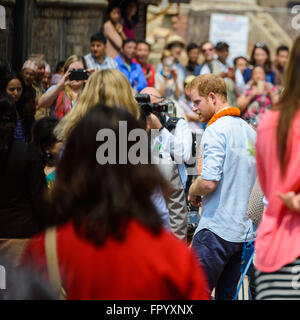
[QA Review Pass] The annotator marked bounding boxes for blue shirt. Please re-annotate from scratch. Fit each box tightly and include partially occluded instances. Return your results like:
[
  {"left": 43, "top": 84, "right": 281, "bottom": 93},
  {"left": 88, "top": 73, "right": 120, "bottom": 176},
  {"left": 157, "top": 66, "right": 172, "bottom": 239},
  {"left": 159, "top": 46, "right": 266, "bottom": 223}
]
[
  {"left": 243, "top": 67, "right": 276, "bottom": 85},
  {"left": 195, "top": 115, "right": 257, "bottom": 242},
  {"left": 115, "top": 55, "right": 147, "bottom": 92},
  {"left": 84, "top": 53, "right": 118, "bottom": 71},
  {"left": 194, "top": 64, "right": 203, "bottom": 76}
]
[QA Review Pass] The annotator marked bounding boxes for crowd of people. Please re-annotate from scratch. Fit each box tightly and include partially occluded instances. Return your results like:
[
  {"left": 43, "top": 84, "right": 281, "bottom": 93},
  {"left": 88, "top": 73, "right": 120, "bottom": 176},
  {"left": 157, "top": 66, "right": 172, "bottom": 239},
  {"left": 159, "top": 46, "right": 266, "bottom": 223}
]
[{"left": 0, "top": 0, "right": 300, "bottom": 301}]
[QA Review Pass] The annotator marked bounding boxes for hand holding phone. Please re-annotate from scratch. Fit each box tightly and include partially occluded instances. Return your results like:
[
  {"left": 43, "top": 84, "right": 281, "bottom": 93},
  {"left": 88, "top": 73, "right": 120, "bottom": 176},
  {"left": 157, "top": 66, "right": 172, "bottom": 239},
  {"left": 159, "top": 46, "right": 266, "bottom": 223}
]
[
  {"left": 171, "top": 68, "right": 177, "bottom": 81},
  {"left": 69, "top": 69, "right": 89, "bottom": 81}
]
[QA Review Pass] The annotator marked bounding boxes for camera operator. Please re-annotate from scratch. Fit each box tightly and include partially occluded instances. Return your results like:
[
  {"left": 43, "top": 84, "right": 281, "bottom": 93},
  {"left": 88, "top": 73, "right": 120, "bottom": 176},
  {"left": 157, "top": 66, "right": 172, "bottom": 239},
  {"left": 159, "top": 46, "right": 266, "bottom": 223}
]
[
  {"left": 140, "top": 87, "right": 192, "bottom": 168},
  {"left": 138, "top": 87, "right": 193, "bottom": 241}
]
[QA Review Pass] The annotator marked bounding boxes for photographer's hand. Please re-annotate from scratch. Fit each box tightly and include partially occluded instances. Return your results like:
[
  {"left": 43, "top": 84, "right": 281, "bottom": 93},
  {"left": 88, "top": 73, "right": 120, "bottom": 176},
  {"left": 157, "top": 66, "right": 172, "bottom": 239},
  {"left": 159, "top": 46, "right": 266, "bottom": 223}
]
[{"left": 147, "top": 113, "right": 163, "bottom": 130}]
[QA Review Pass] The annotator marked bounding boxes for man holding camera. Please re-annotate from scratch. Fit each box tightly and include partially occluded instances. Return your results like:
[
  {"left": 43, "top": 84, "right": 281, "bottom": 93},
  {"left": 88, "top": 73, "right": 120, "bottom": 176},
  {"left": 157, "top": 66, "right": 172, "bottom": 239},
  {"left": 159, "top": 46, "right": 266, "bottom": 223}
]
[
  {"left": 140, "top": 87, "right": 192, "bottom": 166},
  {"left": 139, "top": 87, "right": 193, "bottom": 241}
]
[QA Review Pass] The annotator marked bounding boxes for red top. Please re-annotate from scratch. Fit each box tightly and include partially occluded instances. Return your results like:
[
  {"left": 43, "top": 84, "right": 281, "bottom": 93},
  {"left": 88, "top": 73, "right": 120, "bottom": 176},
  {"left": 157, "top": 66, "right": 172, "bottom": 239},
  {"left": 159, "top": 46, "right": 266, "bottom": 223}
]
[
  {"left": 133, "top": 58, "right": 155, "bottom": 87},
  {"left": 21, "top": 220, "right": 209, "bottom": 300},
  {"left": 255, "top": 109, "right": 300, "bottom": 272}
]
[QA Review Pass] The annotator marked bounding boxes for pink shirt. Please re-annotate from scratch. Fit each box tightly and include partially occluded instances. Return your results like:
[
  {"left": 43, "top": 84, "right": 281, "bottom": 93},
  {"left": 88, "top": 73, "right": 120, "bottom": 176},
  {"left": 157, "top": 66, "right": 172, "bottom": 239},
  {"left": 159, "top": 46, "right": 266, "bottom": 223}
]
[{"left": 255, "top": 109, "right": 300, "bottom": 272}]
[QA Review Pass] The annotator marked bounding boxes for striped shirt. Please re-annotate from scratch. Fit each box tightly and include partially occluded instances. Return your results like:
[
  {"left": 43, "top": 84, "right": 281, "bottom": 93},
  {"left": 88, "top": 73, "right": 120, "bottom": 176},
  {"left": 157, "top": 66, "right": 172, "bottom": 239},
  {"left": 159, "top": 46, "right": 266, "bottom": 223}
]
[
  {"left": 255, "top": 258, "right": 300, "bottom": 300},
  {"left": 84, "top": 53, "right": 118, "bottom": 71}
]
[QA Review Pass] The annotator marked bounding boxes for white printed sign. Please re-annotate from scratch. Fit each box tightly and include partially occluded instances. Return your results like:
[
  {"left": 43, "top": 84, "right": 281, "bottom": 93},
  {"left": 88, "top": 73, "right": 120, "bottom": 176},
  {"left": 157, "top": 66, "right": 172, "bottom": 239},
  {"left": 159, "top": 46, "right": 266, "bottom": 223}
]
[
  {"left": 0, "top": 265, "right": 6, "bottom": 290},
  {"left": 209, "top": 13, "right": 249, "bottom": 59},
  {"left": 0, "top": 5, "right": 5, "bottom": 30}
]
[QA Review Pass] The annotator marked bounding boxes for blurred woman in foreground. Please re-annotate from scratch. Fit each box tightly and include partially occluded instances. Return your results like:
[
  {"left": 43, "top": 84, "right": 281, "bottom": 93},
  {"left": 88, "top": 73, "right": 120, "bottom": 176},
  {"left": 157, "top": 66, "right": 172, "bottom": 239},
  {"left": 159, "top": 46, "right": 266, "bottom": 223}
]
[{"left": 21, "top": 105, "right": 209, "bottom": 300}]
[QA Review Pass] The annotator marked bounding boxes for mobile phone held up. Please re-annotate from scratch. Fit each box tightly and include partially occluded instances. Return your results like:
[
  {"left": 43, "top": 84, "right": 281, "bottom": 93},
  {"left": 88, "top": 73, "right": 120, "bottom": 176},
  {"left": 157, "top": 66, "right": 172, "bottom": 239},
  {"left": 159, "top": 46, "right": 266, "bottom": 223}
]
[{"left": 69, "top": 69, "right": 89, "bottom": 81}]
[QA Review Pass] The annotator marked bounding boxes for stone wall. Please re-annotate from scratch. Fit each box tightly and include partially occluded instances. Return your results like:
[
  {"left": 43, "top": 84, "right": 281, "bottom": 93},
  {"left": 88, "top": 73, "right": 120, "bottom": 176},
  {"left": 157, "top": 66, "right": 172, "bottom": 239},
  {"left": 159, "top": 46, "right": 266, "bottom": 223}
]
[
  {"left": 1, "top": 0, "right": 156, "bottom": 71},
  {"left": 29, "top": 5, "right": 106, "bottom": 69},
  {"left": 0, "top": 0, "right": 107, "bottom": 71}
]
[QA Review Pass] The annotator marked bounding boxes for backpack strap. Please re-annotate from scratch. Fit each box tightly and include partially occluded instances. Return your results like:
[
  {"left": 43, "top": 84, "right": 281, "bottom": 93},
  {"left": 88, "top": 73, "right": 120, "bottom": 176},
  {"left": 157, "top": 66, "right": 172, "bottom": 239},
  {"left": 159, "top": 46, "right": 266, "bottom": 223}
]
[
  {"left": 45, "top": 227, "right": 67, "bottom": 299},
  {"left": 164, "top": 117, "right": 182, "bottom": 133}
]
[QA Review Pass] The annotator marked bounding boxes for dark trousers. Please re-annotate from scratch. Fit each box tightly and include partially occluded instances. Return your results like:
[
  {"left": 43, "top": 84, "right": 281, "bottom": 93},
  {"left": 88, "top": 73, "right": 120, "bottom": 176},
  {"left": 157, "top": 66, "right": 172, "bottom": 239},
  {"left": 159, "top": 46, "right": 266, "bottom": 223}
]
[{"left": 192, "top": 228, "right": 243, "bottom": 300}]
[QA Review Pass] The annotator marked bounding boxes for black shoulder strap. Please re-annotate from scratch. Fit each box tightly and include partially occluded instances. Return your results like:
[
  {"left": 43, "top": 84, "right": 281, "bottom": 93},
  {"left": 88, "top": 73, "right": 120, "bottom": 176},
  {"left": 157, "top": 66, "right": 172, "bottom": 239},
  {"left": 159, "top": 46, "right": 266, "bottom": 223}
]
[
  {"left": 206, "top": 62, "right": 213, "bottom": 74},
  {"left": 164, "top": 117, "right": 182, "bottom": 133}
]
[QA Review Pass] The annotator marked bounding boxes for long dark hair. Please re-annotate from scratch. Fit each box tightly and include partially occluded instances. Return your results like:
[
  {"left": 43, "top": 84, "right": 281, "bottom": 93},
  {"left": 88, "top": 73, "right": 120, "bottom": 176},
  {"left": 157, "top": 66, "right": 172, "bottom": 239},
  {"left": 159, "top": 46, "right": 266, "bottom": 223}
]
[
  {"left": 121, "top": 0, "right": 139, "bottom": 27},
  {"left": 48, "top": 105, "right": 168, "bottom": 245},
  {"left": 0, "top": 96, "right": 17, "bottom": 152},
  {"left": 276, "top": 35, "right": 300, "bottom": 175},
  {"left": 31, "top": 117, "right": 59, "bottom": 167},
  {"left": 250, "top": 43, "right": 272, "bottom": 74},
  {"left": 0, "top": 72, "right": 34, "bottom": 142}
]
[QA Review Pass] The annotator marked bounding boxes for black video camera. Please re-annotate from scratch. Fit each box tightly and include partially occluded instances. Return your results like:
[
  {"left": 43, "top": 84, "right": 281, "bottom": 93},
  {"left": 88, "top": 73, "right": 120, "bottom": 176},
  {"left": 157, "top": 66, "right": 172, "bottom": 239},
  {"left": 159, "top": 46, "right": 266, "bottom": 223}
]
[
  {"left": 69, "top": 68, "right": 89, "bottom": 81},
  {"left": 135, "top": 93, "right": 174, "bottom": 117}
]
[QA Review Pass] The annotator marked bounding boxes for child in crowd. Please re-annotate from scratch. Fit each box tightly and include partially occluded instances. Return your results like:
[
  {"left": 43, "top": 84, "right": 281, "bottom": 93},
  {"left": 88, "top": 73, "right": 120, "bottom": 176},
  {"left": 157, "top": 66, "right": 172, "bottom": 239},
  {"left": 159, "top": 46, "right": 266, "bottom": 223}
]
[
  {"left": 31, "top": 117, "right": 63, "bottom": 188},
  {"left": 103, "top": 1, "right": 127, "bottom": 59}
]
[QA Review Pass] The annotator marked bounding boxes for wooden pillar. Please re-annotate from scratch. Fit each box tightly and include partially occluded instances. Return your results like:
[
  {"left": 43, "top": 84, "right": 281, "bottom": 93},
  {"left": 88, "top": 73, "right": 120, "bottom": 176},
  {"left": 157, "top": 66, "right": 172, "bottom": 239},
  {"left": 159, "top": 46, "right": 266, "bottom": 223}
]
[
  {"left": 11, "top": 0, "right": 34, "bottom": 71},
  {"left": 135, "top": 2, "right": 148, "bottom": 41}
]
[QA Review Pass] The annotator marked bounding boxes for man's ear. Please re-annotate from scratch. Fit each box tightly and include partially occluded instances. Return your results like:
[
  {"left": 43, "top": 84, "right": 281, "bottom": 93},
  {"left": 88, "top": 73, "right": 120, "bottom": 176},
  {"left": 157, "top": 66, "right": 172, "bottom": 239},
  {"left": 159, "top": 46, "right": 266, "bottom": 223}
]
[{"left": 208, "top": 92, "right": 216, "bottom": 105}]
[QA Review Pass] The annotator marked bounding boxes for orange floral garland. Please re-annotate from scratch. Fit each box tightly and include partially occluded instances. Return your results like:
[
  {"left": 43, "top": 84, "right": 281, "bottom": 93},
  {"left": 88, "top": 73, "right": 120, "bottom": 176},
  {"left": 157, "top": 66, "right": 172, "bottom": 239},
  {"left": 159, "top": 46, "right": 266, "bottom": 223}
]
[
  {"left": 197, "top": 107, "right": 241, "bottom": 175},
  {"left": 207, "top": 107, "right": 241, "bottom": 127}
]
